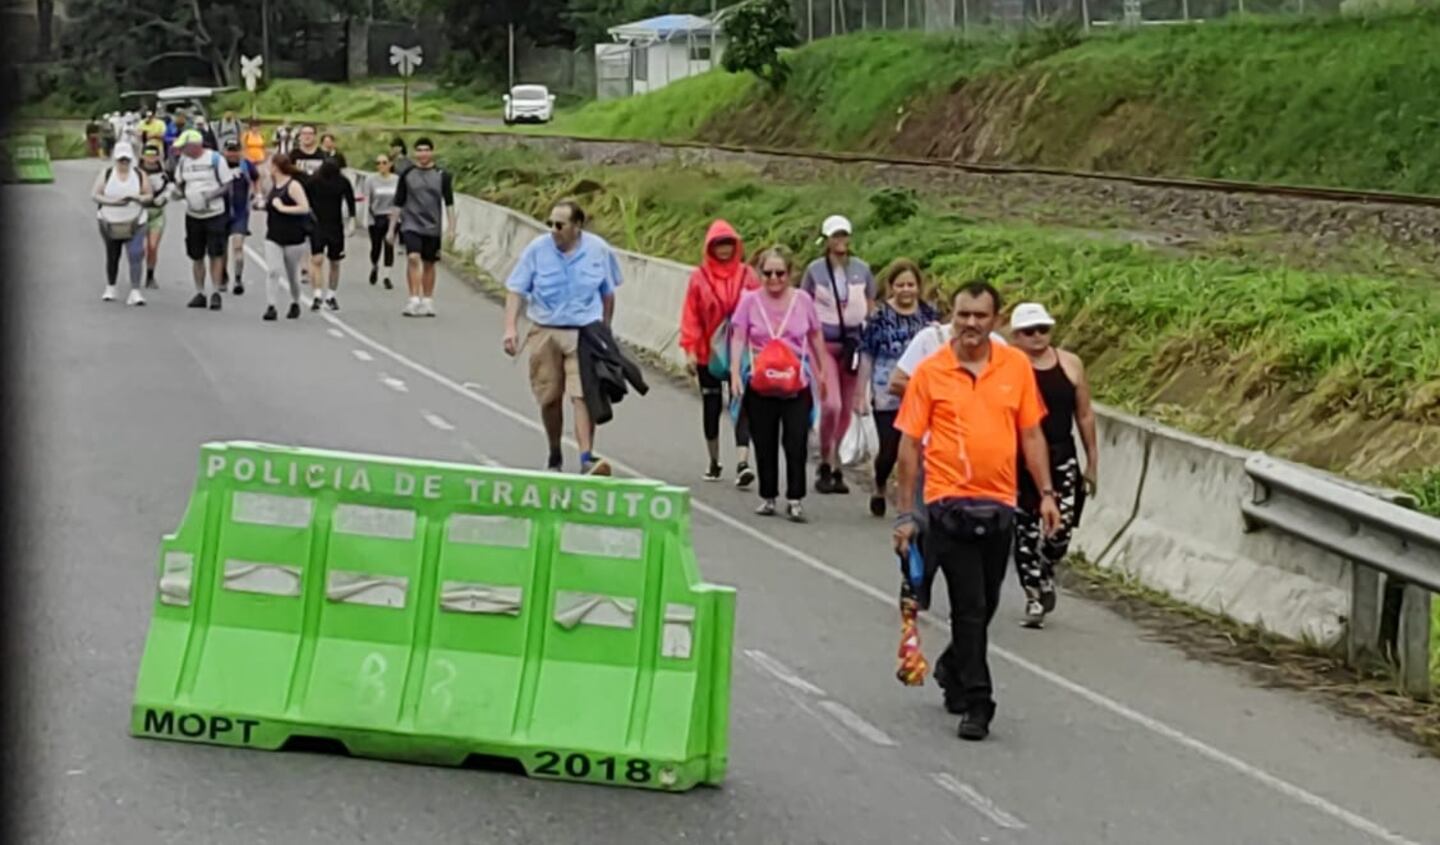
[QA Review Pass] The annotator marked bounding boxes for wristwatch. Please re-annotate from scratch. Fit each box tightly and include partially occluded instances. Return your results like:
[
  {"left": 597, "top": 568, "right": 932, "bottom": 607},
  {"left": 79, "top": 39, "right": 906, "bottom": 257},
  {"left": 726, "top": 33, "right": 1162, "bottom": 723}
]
[{"left": 1041, "top": 489, "right": 1057, "bottom": 500}]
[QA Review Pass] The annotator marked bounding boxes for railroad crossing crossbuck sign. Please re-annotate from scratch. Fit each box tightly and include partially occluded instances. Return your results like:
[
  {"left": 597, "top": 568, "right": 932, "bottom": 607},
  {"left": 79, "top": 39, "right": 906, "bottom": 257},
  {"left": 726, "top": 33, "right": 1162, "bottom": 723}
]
[
  {"left": 240, "top": 55, "right": 264, "bottom": 92},
  {"left": 389, "top": 45, "right": 423, "bottom": 77}
]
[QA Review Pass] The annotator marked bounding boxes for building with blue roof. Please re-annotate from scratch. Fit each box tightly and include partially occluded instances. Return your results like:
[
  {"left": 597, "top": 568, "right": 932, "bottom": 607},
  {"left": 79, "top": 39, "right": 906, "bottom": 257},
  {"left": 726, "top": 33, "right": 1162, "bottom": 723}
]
[{"left": 596, "top": 12, "right": 727, "bottom": 99}]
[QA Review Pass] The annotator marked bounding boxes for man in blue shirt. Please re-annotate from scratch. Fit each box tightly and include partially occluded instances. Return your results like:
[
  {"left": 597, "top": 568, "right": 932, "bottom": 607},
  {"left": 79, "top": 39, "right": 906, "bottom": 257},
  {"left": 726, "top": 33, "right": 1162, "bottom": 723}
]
[{"left": 503, "top": 199, "right": 623, "bottom": 476}]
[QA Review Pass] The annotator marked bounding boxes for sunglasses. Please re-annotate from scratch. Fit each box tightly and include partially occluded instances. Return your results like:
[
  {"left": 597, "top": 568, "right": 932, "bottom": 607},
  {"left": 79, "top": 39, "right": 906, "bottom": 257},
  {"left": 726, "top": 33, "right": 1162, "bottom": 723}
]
[
  {"left": 761, "top": 269, "right": 788, "bottom": 278},
  {"left": 1016, "top": 326, "right": 1052, "bottom": 337},
  {"left": 376, "top": 159, "right": 390, "bottom": 166}
]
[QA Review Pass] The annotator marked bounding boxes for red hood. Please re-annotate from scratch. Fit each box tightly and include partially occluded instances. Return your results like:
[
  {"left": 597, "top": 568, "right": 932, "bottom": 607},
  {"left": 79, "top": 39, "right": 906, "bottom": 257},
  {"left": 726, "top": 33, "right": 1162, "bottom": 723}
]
[{"left": 700, "top": 219, "right": 746, "bottom": 286}]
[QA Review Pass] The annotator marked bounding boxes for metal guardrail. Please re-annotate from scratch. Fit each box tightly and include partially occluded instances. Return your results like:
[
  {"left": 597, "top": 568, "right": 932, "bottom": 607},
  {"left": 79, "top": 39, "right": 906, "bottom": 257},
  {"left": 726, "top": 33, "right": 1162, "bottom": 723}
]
[{"left": 1243, "top": 454, "right": 1438, "bottom": 699}]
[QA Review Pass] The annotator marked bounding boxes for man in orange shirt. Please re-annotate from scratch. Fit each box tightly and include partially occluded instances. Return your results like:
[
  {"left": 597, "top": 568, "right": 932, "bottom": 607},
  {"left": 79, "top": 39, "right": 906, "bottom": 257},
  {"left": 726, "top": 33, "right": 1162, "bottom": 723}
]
[{"left": 893, "top": 280, "right": 1060, "bottom": 741}]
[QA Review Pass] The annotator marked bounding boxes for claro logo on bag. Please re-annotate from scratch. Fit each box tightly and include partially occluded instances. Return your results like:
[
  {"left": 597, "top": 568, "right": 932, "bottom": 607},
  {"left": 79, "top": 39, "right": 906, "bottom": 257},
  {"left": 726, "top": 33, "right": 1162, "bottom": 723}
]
[{"left": 763, "top": 366, "right": 796, "bottom": 380}]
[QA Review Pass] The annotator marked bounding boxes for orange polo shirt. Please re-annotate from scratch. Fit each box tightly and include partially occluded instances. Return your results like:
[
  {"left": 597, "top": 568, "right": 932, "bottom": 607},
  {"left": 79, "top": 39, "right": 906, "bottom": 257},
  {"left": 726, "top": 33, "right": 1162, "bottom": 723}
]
[{"left": 895, "top": 341, "right": 1045, "bottom": 507}]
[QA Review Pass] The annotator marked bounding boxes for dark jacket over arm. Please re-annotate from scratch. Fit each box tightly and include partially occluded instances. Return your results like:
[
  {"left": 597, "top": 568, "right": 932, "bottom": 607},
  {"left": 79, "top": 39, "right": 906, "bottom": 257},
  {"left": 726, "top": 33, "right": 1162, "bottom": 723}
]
[{"left": 577, "top": 322, "right": 649, "bottom": 426}]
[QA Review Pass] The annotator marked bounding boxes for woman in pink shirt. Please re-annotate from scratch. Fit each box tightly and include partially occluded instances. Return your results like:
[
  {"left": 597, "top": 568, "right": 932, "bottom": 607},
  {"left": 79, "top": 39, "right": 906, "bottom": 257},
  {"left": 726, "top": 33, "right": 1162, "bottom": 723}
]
[{"left": 730, "top": 246, "right": 830, "bottom": 523}]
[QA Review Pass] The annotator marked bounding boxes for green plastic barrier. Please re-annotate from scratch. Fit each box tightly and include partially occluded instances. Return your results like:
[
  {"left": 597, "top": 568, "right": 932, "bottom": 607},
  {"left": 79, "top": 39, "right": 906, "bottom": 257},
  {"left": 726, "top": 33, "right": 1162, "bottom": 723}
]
[
  {"left": 3, "top": 134, "right": 54, "bottom": 183},
  {"left": 131, "top": 442, "right": 736, "bottom": 791}
]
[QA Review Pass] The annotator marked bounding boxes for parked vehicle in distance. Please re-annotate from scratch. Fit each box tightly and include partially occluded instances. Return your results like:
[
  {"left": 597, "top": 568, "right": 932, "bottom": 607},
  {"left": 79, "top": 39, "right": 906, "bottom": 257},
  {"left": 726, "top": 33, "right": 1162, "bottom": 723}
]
[{"left": 503, "top": 85, "right": 557, "bottom": 125}]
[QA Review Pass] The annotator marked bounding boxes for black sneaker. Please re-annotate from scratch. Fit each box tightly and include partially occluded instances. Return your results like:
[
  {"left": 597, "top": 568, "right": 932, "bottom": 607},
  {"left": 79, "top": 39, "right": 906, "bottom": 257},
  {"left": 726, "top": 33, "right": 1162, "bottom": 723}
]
[
  {"left": 286, "top": 302, "right": 301, "bottom": 319},
  {"left": 233, "top": 281, "right": 244, "bottom": 296},
  {"left": 1039, "top": 578, "right": 1057, "bottom": 613},
  {"left": 383, "top": 277, "right": 393, "bottom": 290},
  {"left": 187, "top": 293, "right": 207, "bottom": 308},
  {"left": 145, "top": 272, "right": 158, "bottom": 290},
  {"left": 735, "top": 462, "right": 755, "bottom": 489},
  {"left": 262, "top": 305, "right": 278, "bottom": 321},
  {"left": 311, "top": 296, "right": 322, "bottom": 311},
  {"left": 326, "top": 296, "right": 339, "bottom": 312},
  {"left": 831, "top": 470, "right": 850, "bottom": 495},
  {"left": 369, "top": 267, "right": 378, "bottom": 286},
  {"left": 209, "top": 292, "right": 222, "bottom": 311},
  {"left": 815, "top": 464, "right": 836, "bottom": 494},
  {"left": 957, "top": 711, "right": 991, "bottom": 742},
  {"left": 702, "top": 462, "right": 722, "bottom": 482},
  {"left": 870, "top": 495, "right": 886, "bottom": 517}
]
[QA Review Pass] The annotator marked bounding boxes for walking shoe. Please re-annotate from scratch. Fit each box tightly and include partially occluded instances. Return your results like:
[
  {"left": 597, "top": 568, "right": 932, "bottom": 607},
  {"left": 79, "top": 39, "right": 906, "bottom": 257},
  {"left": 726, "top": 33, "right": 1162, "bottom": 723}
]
[
  {"left": 126, "top": 289, "right": 146, "bottom": 307},
  {"left": 702, "top": 462, "right": 723, "bottom": 482},
  {"left": 369, "top": 267, "right": 378, "bottom": 285},
  {"left": 311, "top": 295, "right": 323, "bottom": 311},
  {"left": 1021, "top": 598, "right": 1046, "bottom": 629},
  {"left": 233, "top": 281, "right": 244, "bottom": 296},
  {"left": 187, "top": 292, "right": 207, "bottom": 308},
  {"left": 102, "top": 285, "right": 118, "bottom": 302},
  {"left": 831, "top": 469, "right": 850, "bottom": 494},
  {"left": 546, "top": 454, "right": 564, "bottom": 472},
  {"left": 785, "top": 501, "right": 807, "bottom": 523},
  {"left": 326, "top": 295, "right": 339, "bottom": 312},
  {"left": 583, "top": 458, "right": 612, "bottom": 477},
  {"left": 957, "top": 711, "right": 991, "bottom": 742},
  {"left": 932, "top": 657, "right": 965, "bottom": 715},
  {"left": 755, "top": 499, "right": 777, "bottom": 517},
  {"left": 144, "top": 270, "right": 157, "bottom": 289},
  {"left": 421, "top": 297, "right": 436, "bottom": 317},
  {"left": 1039, "top": 578, "right": 1057, "bottom": 614},
  {"left": 402, "top": 297, "right": 421, "bottom": 317},
  {"left": 814, "top": 464, "right": 836, "bottom": 494},
  {"left": 209, "top": 292, "right": 222, "bottom": 311},
  {"left": 383, "top": 276, "right": 393, "bottom": 290},
  {"left": 286, "top": 302, "right": 301, "bottom": 319},
  {"left": 735, "top": 462, "right": 755, "bottom": 489},
  {"left": 869, "top": 495, "right": 886, "bottom": 517}
]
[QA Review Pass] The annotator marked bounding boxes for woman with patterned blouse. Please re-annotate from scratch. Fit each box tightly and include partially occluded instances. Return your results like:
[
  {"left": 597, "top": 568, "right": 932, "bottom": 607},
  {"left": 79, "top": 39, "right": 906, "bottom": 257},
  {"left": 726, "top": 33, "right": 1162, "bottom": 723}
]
[{"left": 860, "top": 258, "right": 937, "bottom": 517}]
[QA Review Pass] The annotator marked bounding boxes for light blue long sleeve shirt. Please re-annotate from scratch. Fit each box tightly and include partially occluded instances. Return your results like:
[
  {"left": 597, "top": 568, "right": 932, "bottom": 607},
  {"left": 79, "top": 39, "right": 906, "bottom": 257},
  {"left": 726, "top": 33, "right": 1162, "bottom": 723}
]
[{"left": 505, "top": 231, "right": 623, "bottom": 328}]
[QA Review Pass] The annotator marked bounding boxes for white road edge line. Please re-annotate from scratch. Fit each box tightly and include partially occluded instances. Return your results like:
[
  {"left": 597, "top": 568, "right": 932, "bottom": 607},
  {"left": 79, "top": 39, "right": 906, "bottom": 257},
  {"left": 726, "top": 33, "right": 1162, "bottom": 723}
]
[
  {"left": 241, "top": 247, "right": 1422, "bottom": 845},
  {"left": 931, "top": 773, "right": 1028, "bottom": 832},
  {"left": 743, "top": 649, "right": 828, "bottom": 697},
  {"left": 816, "top": 700, "right": 898, "bottom": 748}
]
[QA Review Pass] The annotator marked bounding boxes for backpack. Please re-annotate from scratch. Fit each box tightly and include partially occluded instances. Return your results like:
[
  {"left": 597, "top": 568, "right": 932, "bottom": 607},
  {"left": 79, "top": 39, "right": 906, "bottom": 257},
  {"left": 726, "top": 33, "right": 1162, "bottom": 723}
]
[
  {"left": 707, "top": 318, "right": 731, "bottom": 379},
  {"left": 747, "top": 293, "right": 806, "bottom": 397}
]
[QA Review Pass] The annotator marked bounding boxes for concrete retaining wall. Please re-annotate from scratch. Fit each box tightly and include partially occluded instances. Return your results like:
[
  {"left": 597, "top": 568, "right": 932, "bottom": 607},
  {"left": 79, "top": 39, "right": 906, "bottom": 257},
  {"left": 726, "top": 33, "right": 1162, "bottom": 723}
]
[{"left": 440, "top": 186, "right": 1352, "bottom": 647}]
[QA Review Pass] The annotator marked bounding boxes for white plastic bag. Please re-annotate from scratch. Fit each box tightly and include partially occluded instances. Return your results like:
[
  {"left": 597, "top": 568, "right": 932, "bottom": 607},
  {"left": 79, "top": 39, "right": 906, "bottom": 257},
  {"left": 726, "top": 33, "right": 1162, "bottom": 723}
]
[{"left": 839, "top": 411, "right": 879, "bottom": 468}]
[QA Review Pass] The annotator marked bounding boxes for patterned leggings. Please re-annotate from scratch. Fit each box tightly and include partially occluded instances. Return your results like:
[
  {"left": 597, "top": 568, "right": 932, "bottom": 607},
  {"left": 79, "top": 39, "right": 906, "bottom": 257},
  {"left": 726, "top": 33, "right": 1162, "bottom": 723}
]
[{"left": 1013, "top": 456, "right": 1085, "bottom": 597}]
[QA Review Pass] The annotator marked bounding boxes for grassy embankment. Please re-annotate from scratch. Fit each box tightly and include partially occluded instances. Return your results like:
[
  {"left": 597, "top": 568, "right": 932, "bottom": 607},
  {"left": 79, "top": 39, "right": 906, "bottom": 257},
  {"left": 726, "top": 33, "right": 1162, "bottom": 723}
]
[{"left": 556, "top": 10, "right": 1440, "bottom": 195}]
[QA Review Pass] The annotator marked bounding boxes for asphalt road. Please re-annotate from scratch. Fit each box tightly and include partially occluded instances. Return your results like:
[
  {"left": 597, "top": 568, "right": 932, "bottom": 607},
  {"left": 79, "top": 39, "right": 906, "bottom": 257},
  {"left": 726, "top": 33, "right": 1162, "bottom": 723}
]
[{"left": 11, "top": 160, "right": 1440, "bottom": 845}]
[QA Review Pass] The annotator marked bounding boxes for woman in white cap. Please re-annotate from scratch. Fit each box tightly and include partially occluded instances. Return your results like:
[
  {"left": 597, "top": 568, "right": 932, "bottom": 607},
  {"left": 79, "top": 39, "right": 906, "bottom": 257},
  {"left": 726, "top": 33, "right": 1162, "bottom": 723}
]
[
  {"left": 1008, "top": 302, "right": 1099, "bottom": 629},
  {"left": 91, "top": 140, "right": 154, "bottom": 305},
  {"left": 800, "top": 214, "right": 876, "bottom": 495}
]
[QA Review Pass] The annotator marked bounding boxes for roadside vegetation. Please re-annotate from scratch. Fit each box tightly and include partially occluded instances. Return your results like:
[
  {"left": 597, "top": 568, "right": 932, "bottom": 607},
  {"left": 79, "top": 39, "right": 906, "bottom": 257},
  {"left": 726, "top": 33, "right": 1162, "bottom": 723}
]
[{"left": 556, "top": 9, "right": 1440, "bottom": 195}]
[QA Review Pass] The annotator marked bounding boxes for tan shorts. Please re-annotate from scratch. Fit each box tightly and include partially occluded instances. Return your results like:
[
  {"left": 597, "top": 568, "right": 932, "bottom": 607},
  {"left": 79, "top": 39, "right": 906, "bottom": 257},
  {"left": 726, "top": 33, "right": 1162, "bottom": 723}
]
[{"left": 526, "top": 326, "right": 582, "bottom": 404}]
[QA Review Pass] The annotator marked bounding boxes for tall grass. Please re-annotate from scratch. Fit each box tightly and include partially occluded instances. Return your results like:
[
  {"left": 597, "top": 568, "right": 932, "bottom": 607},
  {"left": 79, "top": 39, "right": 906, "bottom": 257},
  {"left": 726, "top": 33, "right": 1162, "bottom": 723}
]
[{"left": 556, "top": 9, "right": 1440, "bottom": 194}]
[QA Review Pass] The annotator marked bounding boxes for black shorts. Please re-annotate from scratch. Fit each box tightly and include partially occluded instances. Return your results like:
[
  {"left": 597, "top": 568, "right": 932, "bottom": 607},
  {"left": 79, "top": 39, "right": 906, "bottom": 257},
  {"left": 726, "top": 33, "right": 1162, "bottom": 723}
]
[
  {"left": 184, "top": 215, "right": 228, "bottom": 260},
  {"left": 402, "top": 231, "right": 441, "bottom": 263},
  {"left": 310, "top": 230, "right": 345, "bottom": 261}
]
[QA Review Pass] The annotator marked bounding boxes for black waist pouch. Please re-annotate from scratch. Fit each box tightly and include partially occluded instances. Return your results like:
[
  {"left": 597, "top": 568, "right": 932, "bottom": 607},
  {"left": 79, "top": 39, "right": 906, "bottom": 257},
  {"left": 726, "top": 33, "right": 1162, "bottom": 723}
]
[{"left": 929, "top": 498, "right": 1015, "bottom": 543}]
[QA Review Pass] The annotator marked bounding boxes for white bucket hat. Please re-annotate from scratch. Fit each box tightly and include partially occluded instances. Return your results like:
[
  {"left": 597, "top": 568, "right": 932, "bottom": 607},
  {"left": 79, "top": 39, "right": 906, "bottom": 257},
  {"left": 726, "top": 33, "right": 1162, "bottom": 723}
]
[{"left": 1010, "top": 302, "right": 1057, "bottom": 331}]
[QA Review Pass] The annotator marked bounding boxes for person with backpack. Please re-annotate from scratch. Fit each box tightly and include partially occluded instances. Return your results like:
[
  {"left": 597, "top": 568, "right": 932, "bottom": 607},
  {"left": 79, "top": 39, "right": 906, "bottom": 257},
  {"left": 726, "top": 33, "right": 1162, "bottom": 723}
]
[
  {"left": 729, "top": 246, "right": 830, "bottom": 523},
  {"left": 221, "top": 139, "right": 258, "bottom": 295},
  {"left": 679, "top": 219, "right": 760, "bottom": 486},
  {"left": 801, "top": 214, "right": 877, "bottom": 496},
  {"left": 137, "top": 142, "right": 172, "bottom": 290},
  {"left": 260, "top": 153, "right": 312, "bottom": 322},
  {"left": 171, "top": 129, "right": 234, "bottom": 311},
  {"left": 91, "top": 141, "right": 154, "bottom": 305}
]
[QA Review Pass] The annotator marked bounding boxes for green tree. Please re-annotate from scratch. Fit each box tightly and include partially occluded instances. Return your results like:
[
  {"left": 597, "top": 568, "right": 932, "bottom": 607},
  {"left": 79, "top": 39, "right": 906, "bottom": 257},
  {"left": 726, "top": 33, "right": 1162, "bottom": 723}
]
[{"left": 720, "top": 0, "right": 798, "bottom": 89}]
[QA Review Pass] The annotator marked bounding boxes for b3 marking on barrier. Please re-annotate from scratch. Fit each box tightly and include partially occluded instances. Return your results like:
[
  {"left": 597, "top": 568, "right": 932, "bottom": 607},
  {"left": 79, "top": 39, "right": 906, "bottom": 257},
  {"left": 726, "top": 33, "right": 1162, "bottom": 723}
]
[{"left": 356, "top": 653, "right": 389, "bottom": 707}]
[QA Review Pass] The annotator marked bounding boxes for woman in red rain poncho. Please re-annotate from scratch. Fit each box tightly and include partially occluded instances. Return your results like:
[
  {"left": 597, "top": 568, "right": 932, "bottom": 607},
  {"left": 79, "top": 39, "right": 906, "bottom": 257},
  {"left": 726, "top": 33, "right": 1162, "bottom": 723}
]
[{"left": 679, "top": 220, "right": 761, "bottom": 486}]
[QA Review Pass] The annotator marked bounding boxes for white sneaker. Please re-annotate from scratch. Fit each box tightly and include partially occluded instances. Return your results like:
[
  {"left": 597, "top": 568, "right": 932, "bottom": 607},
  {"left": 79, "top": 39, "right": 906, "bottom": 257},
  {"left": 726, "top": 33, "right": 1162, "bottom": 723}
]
[
  {"left": 421, "top": 297, "right": 436, "bottom": 317},
  {"left": 126, "top": 289, "right": 146, "bottom": 306},
  {"left": 403, "top": 297, "right": 420, "bottom": 317},
  {"left": 101, "top": 285, "right": 117, "bottom": 302}
]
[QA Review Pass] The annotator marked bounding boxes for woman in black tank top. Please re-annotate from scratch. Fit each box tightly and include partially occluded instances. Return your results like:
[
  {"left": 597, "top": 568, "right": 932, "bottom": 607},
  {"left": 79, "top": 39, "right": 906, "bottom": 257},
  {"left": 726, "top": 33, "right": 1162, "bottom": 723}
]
[{"left": 261, "top": 153, "right": 312, "bottom": 321}]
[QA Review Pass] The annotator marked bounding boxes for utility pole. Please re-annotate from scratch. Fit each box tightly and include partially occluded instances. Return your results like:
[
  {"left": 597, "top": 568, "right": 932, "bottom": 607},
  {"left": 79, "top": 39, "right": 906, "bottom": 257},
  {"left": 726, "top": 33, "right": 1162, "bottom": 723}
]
[
  {"left": 261, "top": 0, "right": 271, "bottom": 70},
  {"left": 508, "top": 22, "right": 516, "bottom": 92}
]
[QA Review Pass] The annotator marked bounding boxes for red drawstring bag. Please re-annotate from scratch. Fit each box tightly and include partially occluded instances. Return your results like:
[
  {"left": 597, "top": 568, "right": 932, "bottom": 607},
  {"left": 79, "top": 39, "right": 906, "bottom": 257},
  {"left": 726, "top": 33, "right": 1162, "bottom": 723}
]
[{"left": 748, "top": 293, "right": 806, "bottom": 397}]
